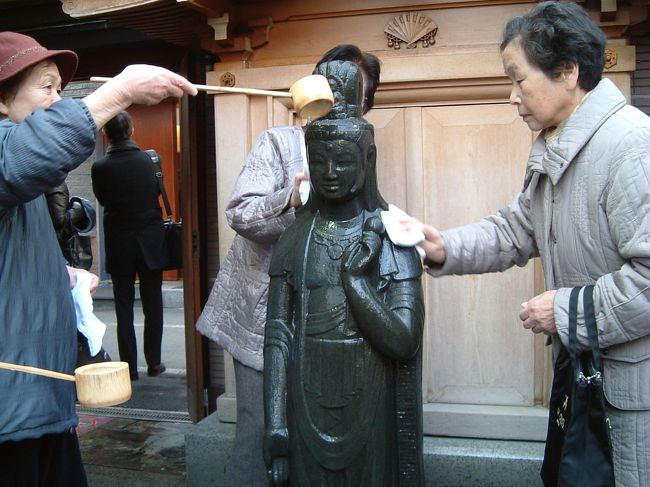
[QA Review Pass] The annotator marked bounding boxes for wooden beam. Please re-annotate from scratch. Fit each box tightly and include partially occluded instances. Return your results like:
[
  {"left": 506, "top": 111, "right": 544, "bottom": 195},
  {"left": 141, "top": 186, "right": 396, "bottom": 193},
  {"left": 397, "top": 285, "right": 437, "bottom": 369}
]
[
  {"left": 61, "top": 0, "right": 161, "bottom": 18},
  {"left": 176, "top": 0, "right": 228, "bottom": 17}
]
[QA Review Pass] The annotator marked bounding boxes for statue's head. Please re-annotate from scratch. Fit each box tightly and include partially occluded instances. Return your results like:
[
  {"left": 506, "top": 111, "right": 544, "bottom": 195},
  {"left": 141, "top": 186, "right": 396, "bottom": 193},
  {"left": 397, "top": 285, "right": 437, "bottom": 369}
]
[{"left": 305, "top": 60, "right": 387, "bottom": 212}]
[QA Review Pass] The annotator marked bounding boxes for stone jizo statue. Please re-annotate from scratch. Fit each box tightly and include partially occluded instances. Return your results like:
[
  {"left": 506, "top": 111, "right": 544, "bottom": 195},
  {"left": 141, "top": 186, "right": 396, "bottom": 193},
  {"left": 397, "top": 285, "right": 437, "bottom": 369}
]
[{"left": 264, "top": 60, "right": 425, "bottom": 487}]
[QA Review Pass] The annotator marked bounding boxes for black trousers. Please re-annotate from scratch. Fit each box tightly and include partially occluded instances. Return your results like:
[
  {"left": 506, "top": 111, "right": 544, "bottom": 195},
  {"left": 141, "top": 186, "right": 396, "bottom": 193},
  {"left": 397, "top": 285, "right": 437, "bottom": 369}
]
[
  {"left": 111, "top": 257, "right": 163, "bottom": 375},
  {"left": 0, "top": 429, "right": 87, "bottom": 487}
]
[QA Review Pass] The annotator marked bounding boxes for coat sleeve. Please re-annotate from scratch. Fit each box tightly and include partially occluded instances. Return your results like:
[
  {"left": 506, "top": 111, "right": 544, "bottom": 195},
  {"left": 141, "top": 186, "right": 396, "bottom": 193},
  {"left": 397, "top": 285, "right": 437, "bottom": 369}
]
[
  {"left": 0, "top": 99, "right": 97, "bottom": 208},
  {"left": 44, "top": 183, "right": 70, "bottom": 232},
  {"left": 225, "top": 127, "right": 303, "bottom": 244},
  {"left": 426, "top": 182, "right": 539, "bottom": 277}
]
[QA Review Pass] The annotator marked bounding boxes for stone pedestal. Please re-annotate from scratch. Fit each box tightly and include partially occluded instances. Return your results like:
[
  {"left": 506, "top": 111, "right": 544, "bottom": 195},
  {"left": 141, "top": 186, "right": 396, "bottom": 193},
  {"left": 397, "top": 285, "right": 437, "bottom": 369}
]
[{"left": 185, "top": 412, "right": 546, "bottom": 487}]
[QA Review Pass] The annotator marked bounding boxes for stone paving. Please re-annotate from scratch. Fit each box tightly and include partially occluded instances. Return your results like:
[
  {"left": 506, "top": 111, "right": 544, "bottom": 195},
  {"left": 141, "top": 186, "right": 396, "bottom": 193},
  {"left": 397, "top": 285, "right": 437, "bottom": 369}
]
[{"left": 77, "top": 284, "right": 192, "bottom": 486}]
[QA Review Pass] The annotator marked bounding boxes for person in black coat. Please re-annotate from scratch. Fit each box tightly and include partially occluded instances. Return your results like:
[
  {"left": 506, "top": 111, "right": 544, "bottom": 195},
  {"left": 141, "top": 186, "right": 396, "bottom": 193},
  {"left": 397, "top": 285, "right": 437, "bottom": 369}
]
[{"left": 91, "top": 111, "right": 166, "bottom": 381}]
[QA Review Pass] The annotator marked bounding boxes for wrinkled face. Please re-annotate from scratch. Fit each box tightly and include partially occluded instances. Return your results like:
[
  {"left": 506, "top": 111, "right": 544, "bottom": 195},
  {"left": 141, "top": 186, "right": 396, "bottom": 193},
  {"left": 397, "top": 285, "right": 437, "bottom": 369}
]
[
  {"left": 0, "top": 60, "right": 62, "bottom": 123},
  {"left": 502, "top": 40, "right": 576, "bottom": 131},
  {"left": 309, "top": 139, "right": 366, "bottom": 203}
]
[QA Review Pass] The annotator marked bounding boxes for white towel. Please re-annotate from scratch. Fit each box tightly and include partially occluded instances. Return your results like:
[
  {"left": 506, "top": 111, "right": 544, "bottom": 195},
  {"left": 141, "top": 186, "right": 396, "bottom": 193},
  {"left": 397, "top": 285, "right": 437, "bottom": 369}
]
[
  {"left": 71, "top": 272, "right": 106, "bottom": 356},
  {"left": 380, "top": 204, "right": 426, "bottom": 258},
  {"left": 298, "top": 136, "right": 311, "bottom": 205}
]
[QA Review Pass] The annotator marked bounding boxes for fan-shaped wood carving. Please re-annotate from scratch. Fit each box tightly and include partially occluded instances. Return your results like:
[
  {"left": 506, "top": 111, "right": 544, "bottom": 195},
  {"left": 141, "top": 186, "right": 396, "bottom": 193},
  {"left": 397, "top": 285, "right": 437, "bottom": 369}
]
[{"left": 385, "top": 12, "right": 438, "bottom": 49}]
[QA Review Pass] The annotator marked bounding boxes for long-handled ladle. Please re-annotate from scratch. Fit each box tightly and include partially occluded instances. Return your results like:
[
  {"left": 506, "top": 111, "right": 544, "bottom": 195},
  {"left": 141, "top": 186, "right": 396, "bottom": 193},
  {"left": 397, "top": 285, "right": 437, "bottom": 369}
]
[
  {"left": 90, "top": 73, "right": 334, "bottom": 120},
  {"left": 0, "top": 360, "right": 132, "bottom": 408}
]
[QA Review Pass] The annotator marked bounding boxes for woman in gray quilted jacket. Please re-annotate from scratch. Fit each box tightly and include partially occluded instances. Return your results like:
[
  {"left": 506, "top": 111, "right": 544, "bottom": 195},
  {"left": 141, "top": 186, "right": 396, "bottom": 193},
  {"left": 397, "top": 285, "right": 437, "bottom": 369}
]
[{"left": 401, "top": 3, "right": 650, "bottom": 486}]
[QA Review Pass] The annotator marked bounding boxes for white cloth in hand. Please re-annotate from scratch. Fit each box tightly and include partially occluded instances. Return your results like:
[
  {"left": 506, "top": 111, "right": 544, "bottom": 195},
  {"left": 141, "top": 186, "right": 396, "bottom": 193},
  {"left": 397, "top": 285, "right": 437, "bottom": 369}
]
[
  {"left": 298, "top": 135, "right": 311, "bottom": 205},
  {"left": 380, "top": 204, "right": 426, "bottom": 258},
  {"left": 71, "top": 272, "right": 106, "bottom": 357}
]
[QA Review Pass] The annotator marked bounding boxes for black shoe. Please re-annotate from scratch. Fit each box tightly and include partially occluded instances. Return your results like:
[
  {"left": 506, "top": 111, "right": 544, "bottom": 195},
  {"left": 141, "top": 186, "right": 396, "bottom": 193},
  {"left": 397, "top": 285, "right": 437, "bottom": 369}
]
[
  {"left": 147, "top": 363, "right": 166, "bottom": 377},
  {"left": 130, "top": 371, "right": 139, "bottom": 381}
]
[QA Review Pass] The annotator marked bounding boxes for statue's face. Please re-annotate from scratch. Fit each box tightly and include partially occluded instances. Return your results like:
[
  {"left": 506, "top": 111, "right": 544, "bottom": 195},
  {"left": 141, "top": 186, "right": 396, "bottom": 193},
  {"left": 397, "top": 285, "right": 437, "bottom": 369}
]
[{"left": 309, "top": 139, "right": 366, "bottom": 203}]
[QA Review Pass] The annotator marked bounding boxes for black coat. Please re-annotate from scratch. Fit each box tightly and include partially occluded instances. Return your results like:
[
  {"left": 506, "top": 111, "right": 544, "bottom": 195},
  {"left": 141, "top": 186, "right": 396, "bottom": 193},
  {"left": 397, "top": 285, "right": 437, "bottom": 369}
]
[{"left": 91, "top": 140, "right": 167, "bottom": 274}]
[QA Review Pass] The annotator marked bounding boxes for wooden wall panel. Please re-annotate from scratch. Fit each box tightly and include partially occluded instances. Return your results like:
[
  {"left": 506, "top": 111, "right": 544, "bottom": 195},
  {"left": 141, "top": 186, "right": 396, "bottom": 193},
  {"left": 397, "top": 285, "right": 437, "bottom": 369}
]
[
  {"left": 369, "top": 108, "right": 408, "bottom": 209},
  {"left": 420, "top": 104, "right": 537, "bottom": 406},
  {"left": 368, "top": 103, "right": 539, "bottom": 407}
]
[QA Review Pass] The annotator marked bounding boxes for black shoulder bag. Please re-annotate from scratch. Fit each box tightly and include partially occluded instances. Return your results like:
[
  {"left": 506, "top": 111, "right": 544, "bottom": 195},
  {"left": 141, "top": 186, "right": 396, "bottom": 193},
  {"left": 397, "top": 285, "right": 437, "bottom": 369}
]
[
  {"left": 145, "top": 149, "right": 182, "bottom": 271},
  {"left": 61, "top": 196, "right": 96, "bottom": 271},
  {"left": 540, "top": 285, "right": 615, "bottom": 487}
]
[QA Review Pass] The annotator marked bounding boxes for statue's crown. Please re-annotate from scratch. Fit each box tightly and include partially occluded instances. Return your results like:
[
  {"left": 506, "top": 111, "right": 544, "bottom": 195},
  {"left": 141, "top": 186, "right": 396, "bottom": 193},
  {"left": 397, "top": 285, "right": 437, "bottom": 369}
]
[{"left": 313, "top": 60, "right": 363, "bottom": 120}]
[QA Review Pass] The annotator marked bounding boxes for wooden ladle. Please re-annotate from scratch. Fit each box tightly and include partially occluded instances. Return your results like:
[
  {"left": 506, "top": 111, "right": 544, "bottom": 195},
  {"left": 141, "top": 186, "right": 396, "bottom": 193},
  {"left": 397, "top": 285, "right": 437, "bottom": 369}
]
[
  {"left": 90, "top": 73, "right": 334, "bottom": 120},
  {"left": 0, "top": 360, "right": 132, "bottom": 408}
]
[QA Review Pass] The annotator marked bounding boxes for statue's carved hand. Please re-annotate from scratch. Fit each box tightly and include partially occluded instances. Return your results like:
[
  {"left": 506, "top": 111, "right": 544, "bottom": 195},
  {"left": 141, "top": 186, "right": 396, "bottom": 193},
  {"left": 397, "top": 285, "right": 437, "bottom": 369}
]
[
  {"left": 264, "top": 426, "right": 289, "bottom": 485},
  {"left": 269, "top": 457, "right": 289, "bottom": 486},
  {"left": 342, "top": 216, "right": 385, "bottom": 276}
]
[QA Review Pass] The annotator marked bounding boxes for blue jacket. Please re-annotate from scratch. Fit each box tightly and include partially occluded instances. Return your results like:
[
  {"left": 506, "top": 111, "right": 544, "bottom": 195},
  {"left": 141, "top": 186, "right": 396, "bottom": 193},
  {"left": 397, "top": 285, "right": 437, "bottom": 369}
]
[{"left": 0, "top": 98, "right": 97, "bottom": 442}]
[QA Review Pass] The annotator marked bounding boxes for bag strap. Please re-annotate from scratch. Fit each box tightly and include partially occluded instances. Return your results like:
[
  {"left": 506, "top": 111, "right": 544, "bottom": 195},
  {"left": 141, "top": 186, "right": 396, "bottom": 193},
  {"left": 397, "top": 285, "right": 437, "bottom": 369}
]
[
  {"left": 145, "top": 149, "right": 173, "bottom": 219},
  {"left": 582, "top": 285, "right": 602, "bottom": 371},
  {"left": 568, "top": 286, "right": 581, "bottom": 367},
  {"left": 569, "top": 285, "right": 603, "bottom": 380}
]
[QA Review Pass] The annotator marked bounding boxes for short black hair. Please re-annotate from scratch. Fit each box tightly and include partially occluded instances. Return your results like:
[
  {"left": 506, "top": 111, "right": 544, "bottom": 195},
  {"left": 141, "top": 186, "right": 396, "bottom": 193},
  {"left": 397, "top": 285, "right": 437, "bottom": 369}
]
[
  {"left": 317, "top": 44, "right": 381, "bottom": 113},
  {"left": 103, "top": 111, "right": 133, "bottom": 144},
  {"left": 500, "top": 1, "right": 606, "bottom": 91}
]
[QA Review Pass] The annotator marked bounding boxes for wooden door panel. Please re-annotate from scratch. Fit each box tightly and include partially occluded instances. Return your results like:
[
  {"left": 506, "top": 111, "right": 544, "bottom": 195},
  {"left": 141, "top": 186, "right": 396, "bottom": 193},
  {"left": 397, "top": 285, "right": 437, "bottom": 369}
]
[
  {"left": 368, "top": 108, "right": 408, "bottom": 209},
  {"left": 420, "top": 104, "right": 538, "bottom": 406},
  {"left": 128, "top": 101, "right": 181, "bottom": 280}
]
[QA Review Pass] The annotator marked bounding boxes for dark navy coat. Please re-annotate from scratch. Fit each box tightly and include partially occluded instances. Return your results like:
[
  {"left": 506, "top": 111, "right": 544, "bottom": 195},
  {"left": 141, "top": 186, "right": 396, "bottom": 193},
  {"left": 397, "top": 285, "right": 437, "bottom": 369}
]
[{"left": 0, "top": 99, "right": 97, "bottom": 442}]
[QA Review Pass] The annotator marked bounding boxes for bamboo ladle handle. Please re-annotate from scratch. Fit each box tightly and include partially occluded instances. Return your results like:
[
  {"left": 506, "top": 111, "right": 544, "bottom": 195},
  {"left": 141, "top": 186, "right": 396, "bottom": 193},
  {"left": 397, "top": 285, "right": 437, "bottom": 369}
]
[
  {"left": 90, "top": 77, "right": 292, "bottom": 98},
  {"left": 0, "top": 361, "right": 76, "bottom": 382}
]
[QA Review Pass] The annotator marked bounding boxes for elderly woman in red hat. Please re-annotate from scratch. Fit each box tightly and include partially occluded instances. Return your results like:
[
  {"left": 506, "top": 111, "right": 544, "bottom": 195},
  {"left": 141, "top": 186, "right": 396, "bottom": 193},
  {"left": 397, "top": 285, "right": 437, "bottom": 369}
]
[{"left": 0, "top": 31, "right": 196, "bottom": 486}]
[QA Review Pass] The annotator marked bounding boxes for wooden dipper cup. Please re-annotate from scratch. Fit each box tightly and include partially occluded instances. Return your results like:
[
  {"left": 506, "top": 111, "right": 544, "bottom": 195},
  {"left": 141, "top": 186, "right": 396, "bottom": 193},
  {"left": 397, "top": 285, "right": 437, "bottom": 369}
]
[{"left": 0, "top": 360, "right": 132, "bottom": 408}]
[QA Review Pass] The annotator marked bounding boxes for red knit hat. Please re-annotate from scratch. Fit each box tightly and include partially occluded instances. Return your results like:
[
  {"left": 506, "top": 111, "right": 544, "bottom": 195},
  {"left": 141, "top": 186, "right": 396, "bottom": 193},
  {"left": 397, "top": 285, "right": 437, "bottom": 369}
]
[{"left": 0, "top": 32, "right": 78, "bottom": 88}]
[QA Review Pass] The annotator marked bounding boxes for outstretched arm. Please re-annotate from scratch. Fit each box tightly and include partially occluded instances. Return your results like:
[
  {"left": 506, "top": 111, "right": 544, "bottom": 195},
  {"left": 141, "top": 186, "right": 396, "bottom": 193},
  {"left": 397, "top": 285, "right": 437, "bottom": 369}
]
[{"left": 84, "top": 64, "right": 197, "bottom": 129}]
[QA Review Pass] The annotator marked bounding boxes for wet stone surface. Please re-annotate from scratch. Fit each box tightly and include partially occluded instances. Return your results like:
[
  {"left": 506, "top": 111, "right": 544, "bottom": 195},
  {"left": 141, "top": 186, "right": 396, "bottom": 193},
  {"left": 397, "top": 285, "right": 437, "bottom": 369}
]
[
  {"left": 117, "top": 372, "right": 189, "bottom": 412},
  {"left": 78, "top": 416, "right": 193, "bottom": 486}
]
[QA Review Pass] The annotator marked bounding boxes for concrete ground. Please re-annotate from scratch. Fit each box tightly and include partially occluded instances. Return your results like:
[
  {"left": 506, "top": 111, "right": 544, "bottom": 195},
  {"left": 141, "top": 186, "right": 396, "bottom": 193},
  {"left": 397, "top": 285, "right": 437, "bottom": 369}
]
[{"left": 77, "top": 281, "right": 192, "bottom": 486}]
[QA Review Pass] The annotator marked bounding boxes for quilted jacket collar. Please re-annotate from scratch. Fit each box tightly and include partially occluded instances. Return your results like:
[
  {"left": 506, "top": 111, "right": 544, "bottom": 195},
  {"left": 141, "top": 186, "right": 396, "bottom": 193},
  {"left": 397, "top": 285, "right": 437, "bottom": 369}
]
[{"left": 526, "top": 78, "right": 626, "bottom": 186}]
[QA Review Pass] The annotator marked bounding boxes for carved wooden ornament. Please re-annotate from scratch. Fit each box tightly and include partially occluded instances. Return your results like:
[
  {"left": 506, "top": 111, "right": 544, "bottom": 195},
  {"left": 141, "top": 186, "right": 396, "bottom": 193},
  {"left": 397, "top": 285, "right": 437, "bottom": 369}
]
[
  {"left": 604, "top": 48, "right": 617, "bottom": 70},
  {"left": 385, "top": 12, "right": 437, "bottom": 49}
]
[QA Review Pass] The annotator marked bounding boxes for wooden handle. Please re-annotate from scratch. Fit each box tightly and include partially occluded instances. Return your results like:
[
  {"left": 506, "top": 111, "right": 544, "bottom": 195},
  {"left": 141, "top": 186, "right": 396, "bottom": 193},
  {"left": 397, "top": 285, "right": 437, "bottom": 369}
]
[
  {"left": 0, "top": 361, "right": 76, "bottom": 382},
  {"left": 89, "top": 77, "right": 292, "bottom": 98}
]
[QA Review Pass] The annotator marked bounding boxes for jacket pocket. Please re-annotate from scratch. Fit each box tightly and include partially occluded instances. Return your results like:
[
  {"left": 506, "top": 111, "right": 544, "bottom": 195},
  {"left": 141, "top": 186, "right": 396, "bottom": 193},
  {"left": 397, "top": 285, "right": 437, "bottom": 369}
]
[
  {"left": 603, "top": 334, "right": 650, "bottom": 363},
  {"left": 603, "top": 356, "right": 650, "bottom": 410}
]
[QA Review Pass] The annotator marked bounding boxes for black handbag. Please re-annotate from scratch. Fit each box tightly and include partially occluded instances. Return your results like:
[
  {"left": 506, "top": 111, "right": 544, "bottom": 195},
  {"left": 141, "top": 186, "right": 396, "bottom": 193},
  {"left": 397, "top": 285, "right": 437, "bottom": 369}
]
[
  {"left": 145, "top": 149, "right": 183, "bottom": 271},
  {"left": 63, "top": 232, "right": 93, "bottom": 270},
  {"left": 540, "top": 285, "right": 615, "bottom": 487},
  {"left": 60, "top": 196, "right": 96, "bottom": 270}
]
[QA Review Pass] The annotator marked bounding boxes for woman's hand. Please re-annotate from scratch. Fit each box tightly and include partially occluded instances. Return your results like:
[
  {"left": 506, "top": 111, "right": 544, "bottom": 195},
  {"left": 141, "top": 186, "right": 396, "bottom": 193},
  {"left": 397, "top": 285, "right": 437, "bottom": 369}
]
[
  {"left": 84, "top": 64, "right": 198, "bottom": 129},
  {"left": 289, "top": 171, "right": 309, "bottom": 209},
  {"left": 397, "top": 214, "right": 446, "bottom": 264},
  {"left": 519, "top": 290, "right": 557, "bottom": 335},
  {"left": 67, "top": 267, "right": 100, "bottom": 296}
]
